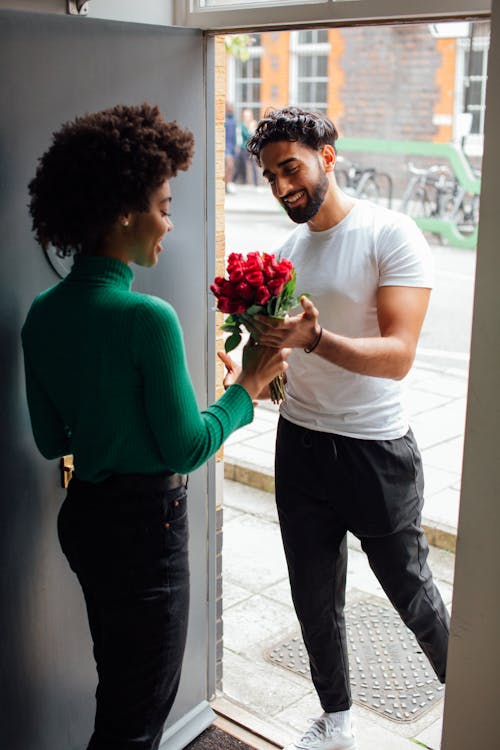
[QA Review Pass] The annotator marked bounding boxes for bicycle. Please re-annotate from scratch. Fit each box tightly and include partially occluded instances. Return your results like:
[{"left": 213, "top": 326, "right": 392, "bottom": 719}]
[
  {"left": 400, "top": 162, "right": 480, "bottom": 242},
  {"left": 336, "top": 156, "right": 393, "bottom": 208}
]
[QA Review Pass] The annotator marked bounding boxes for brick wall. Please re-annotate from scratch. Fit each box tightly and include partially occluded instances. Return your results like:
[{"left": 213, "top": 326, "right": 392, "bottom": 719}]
[{"left": 338, "top": 25, "right": 442, "bottom": 141}]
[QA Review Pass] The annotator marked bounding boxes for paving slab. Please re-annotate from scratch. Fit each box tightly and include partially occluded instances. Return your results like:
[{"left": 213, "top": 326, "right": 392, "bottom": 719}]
[
  {"left": 415, "top": 715, "right": 443, "bottom": 750},
  {"left": 423, "top": 487, "right": 461, "bottom": 530},
  {"left": 223, "top": 649, "right": 311, "bottom": 721},
  {"left": 223, "top": 593, "right": 298, "bottom": 653},
  {"left": 222, "top": 513, "right": 287, "bottom": 591}
]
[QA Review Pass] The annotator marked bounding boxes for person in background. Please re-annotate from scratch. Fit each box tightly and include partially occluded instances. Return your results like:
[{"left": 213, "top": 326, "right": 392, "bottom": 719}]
[
  {"left": 232, "top": 107, "right": 259, "bottom": 186},
  {"left": 225, "top": 101, "right": 237, "bottom": 194},
  {"left": 220, "top": 107, "right": 449, "bottom": 750},
  {"left": 22, "top": 102, "right": 289, "bottom": 750}
]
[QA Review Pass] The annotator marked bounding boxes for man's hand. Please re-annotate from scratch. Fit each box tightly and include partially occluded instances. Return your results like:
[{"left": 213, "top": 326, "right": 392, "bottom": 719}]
[{"left": 252, "top": 295, "right": 321, "bottom": 350}]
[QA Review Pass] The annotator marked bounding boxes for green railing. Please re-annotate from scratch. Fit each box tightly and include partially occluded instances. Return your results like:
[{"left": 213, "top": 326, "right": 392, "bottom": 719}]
[{"left": 337, "top": 138, "right": 481, "bottom": 249}]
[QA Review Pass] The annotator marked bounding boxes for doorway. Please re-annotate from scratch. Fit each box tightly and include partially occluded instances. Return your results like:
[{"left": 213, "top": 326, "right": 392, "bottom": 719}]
[{"left": 217, "top": 20, "right": 482, "bottom": 749}]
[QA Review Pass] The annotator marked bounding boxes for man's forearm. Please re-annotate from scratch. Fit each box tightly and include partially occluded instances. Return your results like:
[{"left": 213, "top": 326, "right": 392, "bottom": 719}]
[{"left": 311, "top": 329, "right": 415, "bottom": 380}]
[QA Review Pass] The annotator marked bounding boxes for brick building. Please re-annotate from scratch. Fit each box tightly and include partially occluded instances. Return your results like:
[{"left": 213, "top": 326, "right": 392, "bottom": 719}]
[{"left": 226, "top": 21, "right": 489, "bottom": 193}]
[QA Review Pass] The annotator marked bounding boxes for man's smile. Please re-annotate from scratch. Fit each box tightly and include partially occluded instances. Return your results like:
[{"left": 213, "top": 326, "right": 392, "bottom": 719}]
[{"left": 283, "top": 190, "right": 306, "bottom": 205}]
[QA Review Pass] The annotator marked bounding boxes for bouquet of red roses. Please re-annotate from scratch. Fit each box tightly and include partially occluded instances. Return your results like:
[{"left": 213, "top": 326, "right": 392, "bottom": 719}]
[{"left": 211, "top": 251, "right": 302, "bottom": 403}]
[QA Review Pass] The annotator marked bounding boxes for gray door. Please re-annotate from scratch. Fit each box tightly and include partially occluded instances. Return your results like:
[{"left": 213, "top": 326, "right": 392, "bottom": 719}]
[{"left": 0, "top": 11, "right": 214, "bottom": 750}]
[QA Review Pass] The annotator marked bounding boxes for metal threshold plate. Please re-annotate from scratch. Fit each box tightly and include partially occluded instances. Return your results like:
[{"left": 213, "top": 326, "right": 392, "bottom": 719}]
[{"left": 265, "top": 597, "right": 444, "bottom": 723}]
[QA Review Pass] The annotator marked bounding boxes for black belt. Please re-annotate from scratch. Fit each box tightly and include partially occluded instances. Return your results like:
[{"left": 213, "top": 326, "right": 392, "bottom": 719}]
[{"left": 71, "top": 472, "right": 188, "bottom": 494}]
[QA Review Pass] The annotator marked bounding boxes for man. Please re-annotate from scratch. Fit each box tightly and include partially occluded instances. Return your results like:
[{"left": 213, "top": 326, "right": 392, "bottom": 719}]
[{"left": 220, "top": 107, "right": 449, "bottom": 750}]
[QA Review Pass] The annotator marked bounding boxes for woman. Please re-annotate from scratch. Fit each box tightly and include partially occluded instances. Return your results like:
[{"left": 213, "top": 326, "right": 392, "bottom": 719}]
[{"left": 21, "top": 103, "right": 289, "bottom": 750}]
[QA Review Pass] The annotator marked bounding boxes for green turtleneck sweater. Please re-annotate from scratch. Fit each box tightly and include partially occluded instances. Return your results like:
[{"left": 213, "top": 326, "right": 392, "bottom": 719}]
[{"left": 21, "top": 255, "right": 253, "bottom": 481}]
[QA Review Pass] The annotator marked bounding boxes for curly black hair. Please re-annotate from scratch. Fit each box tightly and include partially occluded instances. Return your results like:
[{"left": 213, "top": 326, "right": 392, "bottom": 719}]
[
  {"left": 247, "top": 107, "right": 339, "bottom": 165},
  {"left": 29, "top": 103, "right": 195, "bottom": 257}
]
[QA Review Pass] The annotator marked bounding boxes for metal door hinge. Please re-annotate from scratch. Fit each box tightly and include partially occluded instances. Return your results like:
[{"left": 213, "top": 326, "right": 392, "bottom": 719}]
[
  {"left": 61, "top": 455, "right": 75, "bottom": 488},
  {"left": 67, "top": 1, "right": 90, "bottom": 15}
]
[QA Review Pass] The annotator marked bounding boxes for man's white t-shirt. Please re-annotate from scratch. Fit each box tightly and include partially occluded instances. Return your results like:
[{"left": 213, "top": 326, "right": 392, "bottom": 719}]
[{"left": 277, "top": 199, "right": 434, "bottom": 440}]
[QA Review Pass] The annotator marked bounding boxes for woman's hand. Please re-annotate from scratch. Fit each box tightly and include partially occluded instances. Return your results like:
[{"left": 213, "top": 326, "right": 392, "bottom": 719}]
[
  {"left": 217, "top": 350, "right": 241, "bottom": 390},
  {"left": 217, "top": 341, "right": 290, "bottom": 401}
]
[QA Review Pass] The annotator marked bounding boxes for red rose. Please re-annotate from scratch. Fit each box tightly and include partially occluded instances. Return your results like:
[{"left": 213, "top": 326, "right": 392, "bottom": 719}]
[
  {"left": 262, "top": 253, "right": 278, "bottom": 276},
  {"left": 227, "top": 253, "right": 246, "bottom": 281},
  {"left": 246, "top": 270, "right": 264, "bottom": 287},
  {"left": 235, "top": 281, "right": 255, "bottom": 301},
  {"left": 227, "top": 252, "right": 243, "bottom": 266},
  {"left": 217, "top": 296, "right": 246, "bottom": 314},
  {"left": 255, "top": 285, "right": 271, "bottom": 305},
  {"left": 267, "top": 278, "right": 286, "bottom": 297},
  {"left": 220, "top": 279, "right": 240, "bottom": 299},
  {"left": 228, "top": 263, "right": 245, "bottom": 282},
  {"left": 276, "top": 258, "right": 294, "bottom": 283},
  {"left": 245, "top": 253, "right": 264, "bottom": 276},
  {"left": 244, "top": 252, "right": 264, "bottom": 272},
  {"left": 210, "top": 275, "right": 226, "bottom": 294}
]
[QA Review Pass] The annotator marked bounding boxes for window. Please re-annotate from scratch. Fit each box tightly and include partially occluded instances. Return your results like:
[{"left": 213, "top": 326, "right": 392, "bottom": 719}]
[
  {"left": 174, "top": 0, "right": 490, "bottom": 33},
  {"left": 290, "top": 30, "right": 330, "bottom": 113},
  {"left": 456, "top": 28, "right": 489, "bottom": 154},
  {"left": 230, "top": 40, "right": 263, "bottom": 123}
]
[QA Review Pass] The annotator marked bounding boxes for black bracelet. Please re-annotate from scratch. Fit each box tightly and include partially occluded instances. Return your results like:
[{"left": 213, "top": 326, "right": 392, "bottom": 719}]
[{"left": 304, "top": 326, "right": 323, "bottom": 353}]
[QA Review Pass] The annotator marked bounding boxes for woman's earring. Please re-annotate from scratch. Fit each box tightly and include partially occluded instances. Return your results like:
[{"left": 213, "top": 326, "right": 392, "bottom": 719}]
[{"left": 121, "top": 219, "right": 129, "bottom": 227}]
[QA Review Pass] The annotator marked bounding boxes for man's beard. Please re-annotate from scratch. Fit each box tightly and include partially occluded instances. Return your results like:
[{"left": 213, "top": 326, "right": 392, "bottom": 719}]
[{"left": 282, "top": 170, "right": 329, "bottom": 224}]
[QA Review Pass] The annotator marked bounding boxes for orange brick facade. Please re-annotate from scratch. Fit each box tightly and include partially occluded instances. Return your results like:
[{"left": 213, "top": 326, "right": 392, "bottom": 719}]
[{"left": 232, "top": 27, "right": 460, "bottom": 144}]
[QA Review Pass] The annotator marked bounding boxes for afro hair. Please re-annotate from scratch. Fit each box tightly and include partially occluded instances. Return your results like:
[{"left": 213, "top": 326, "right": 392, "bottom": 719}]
[{"left": 29, "top": 103, "right": 194, "bottom": 257}]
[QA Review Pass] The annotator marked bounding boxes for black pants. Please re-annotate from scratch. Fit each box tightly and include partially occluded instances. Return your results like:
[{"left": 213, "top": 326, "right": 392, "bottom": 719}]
[
  {"left": 275, "top": 417, "right": 450, "bottom": 713},
  {"left": 58, "top": 473, "right": 190, "bottom": 750}
]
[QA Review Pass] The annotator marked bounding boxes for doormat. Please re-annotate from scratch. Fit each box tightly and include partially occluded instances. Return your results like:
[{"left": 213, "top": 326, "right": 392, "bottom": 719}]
[
  {"left": 184, "top": 725, "right": 258, "bottom": 750},
  {"left": 265, "top": 596, "right": 445, "bottom": 724}
]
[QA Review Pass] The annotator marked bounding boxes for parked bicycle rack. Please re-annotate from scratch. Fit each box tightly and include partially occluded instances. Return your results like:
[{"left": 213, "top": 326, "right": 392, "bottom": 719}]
[{"left": 337, "top": 138, "right": 481, "bottom": 249}]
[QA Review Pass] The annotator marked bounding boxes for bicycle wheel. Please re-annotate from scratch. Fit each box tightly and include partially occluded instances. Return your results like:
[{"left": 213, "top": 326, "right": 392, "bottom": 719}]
[
  {"left": 336, "top": 169, "right": 356, "bottom": 195},
  {"left": 404, "top": 183, "right": 436, "bottom": 219},
  {"left": 374, "top": 172, "right": 393, "bottom": 208},
  {"left": 455, "top": 192, "right": 480, "bottom": 236},
  {"left": 358, "top": 175, "right": 379, "bottom": 203}
]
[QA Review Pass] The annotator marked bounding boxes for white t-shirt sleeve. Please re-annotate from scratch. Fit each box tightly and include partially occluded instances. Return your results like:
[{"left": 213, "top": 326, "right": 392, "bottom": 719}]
[{"left": 377, "top": 214, "right": 434, "bottom": 288}]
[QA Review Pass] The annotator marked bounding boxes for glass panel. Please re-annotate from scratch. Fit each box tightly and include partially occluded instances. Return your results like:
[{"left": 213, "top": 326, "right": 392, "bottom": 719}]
[
  {"left": 298, "top": 30, "right": 314, "bottom": 44},
  {"left": 298, "top": 56, "right": 313, "bottom": 77},
  {"left": 467, "top": 80, "right": 483, "bottom": 107},
  {"left": 470, "top": 108, "right": 481, "bottom": 133},
  {"left": 297, "top": 80, "right": 327, "bottom": 104},
  {"left": 237, "top": 81, "right": 261, "bottom": 102},
  {"left": 316, "top": 56, "right": 328, "bottom": 76},
  {"left": 470, "top": 48, "right": 485, "bottom": 77},
  {"left": 237, "top": 56, "right": 260, "bottom": 77},
  {"left": 316, "top": 81, "right": 327, "bottom": 100},
  {"left": 298, "top": 29, "right": 328, "bottom": 44}
]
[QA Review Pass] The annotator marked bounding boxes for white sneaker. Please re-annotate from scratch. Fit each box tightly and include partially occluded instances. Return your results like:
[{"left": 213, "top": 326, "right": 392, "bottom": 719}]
[{"left": 283, "top": 714, "right": 358, "bottom": 750}]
